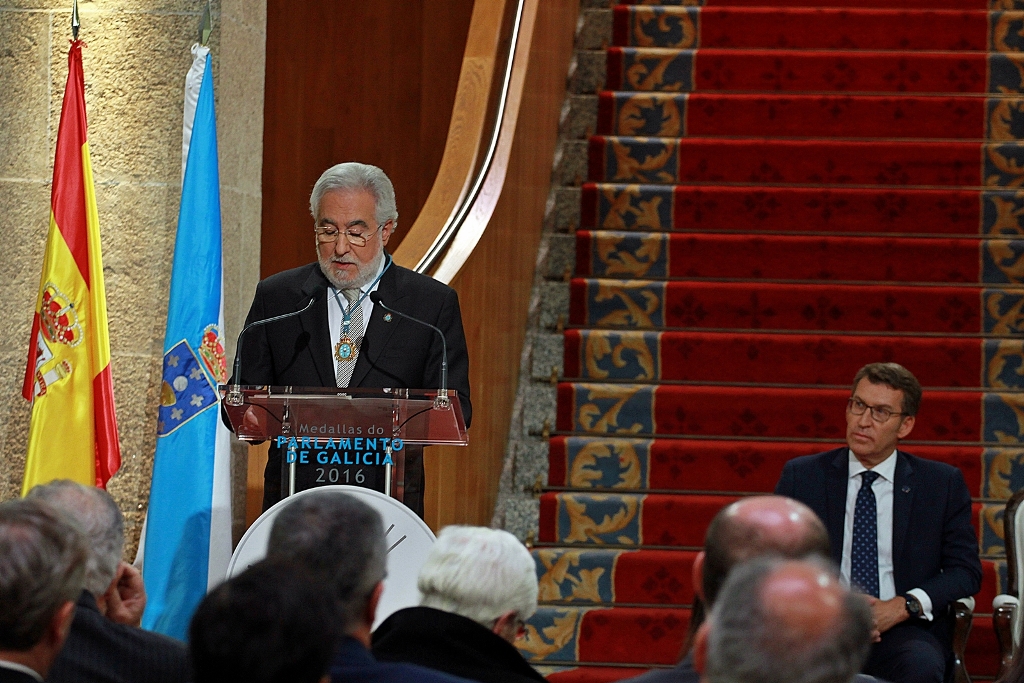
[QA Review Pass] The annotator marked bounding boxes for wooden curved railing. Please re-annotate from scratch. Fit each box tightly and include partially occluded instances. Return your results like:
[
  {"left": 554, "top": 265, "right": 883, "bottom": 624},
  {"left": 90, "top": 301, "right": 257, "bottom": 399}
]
[
  {"left": 397, "top": 0, "right": 581, "bottom": 528},
  {"left": 393, "top": 0, "right": 536, "bottom": 283}
]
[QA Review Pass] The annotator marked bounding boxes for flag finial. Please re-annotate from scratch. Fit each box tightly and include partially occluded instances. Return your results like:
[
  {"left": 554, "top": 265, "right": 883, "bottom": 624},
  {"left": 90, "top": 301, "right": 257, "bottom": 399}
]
[
  {"left": 198, "top": 2, "right": 212, "bottom": 46},
  {"left": 71, "top": 0, "right": 80, "bottom": 39}
]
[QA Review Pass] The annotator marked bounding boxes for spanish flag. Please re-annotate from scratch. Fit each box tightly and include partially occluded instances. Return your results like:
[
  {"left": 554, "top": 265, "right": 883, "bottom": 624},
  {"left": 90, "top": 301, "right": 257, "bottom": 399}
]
[{"left": 21, "top": 40, "right": 120, "bottom": 493}]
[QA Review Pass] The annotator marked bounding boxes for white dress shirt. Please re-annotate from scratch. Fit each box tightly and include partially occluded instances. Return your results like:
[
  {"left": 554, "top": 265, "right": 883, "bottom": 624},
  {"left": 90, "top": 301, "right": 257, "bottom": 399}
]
[
  {"left": 841, "top": 449, "right": 933, "bottom": 620},
  {"left": 327, "top": 259, "right": 386, "bottom": 385}
]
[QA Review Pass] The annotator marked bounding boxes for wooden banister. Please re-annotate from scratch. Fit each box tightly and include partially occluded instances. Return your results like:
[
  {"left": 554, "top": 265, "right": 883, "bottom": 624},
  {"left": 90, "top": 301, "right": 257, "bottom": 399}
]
[
  {"left": 414, "top": 0, "right": 581, "bottom": 528},
  {"left": 394, "top": 0, "right": 545, "bottom": 283},
  {"left": 392, "top": 0, "right": 514, "bottom": 273}
]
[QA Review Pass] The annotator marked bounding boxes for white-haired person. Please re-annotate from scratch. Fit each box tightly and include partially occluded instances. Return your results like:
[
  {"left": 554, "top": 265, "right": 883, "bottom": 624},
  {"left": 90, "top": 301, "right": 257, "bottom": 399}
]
[{"left": 372, "top": 526, "right": 545, "bottom": 683}]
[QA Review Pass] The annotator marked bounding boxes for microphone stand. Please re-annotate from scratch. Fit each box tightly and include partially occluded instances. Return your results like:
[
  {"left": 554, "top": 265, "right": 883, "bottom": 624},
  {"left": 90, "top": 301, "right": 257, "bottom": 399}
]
[
  {"left": 369, "top": 292, "right": 450, "bottom": 410},
  {"left": 225, "top": 297, "right": 316, "bottom": 406}
]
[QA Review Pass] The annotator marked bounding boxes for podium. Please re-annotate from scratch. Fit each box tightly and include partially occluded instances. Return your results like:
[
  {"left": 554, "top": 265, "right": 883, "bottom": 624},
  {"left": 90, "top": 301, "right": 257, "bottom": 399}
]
[{"left": 220, "top": 385, "right": 468, "bottom": 502}]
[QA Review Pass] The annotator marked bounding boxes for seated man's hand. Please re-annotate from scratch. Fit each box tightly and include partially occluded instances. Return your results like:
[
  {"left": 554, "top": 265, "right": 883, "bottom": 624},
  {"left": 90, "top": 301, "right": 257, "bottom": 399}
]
[
  {"left": 105, "top": 561, "right": 146, "bottom": 627},
  {"left": 866, "top": 595, "right": 908, "bottom": 635}
]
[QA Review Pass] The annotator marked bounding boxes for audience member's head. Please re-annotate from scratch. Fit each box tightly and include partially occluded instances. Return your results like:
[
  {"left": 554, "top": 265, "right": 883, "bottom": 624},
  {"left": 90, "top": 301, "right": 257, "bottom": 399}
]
[
  {"left": 190, "top": 559, "right": 340, "bottom": 683},
  {"left": 700, "top": 557, "right": 872, "bottom": 683},
  {"left": 0, "top": 498, "right": 87, "bottom": 676},
  {"left": 27, "top": 479, "right": 124, "bottom": 599},
  {"left": 417, "top": 525, "right": 537, "bottom": 643},
  {"left": 699, "top": 495, "right": 829, "bottom": 608},
  {"left": 266, "top": 491, "right": 386, "bottom": 640}
]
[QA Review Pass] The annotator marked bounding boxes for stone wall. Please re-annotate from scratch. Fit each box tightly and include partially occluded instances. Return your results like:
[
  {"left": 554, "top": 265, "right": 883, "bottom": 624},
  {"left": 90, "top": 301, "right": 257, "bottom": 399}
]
[{"left": 0, "top": 0, "right": 266, "bottom": 554}]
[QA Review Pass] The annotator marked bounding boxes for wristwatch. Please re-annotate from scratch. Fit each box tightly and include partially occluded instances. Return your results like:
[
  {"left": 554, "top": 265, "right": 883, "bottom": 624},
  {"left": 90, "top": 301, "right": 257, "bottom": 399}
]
[{"left": 904, "top": 594, "right": 922, "bottom": 619}]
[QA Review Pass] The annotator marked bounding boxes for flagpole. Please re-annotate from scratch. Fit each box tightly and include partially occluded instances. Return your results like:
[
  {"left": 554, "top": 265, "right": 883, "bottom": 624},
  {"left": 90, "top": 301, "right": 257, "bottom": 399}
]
[{"left": 22, "top": 1, "right": 121, "bottom": 493}]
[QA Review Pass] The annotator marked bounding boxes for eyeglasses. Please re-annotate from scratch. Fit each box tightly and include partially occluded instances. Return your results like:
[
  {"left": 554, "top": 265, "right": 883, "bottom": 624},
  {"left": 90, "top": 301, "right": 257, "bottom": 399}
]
[
  {"left": 314, "top": 222, "right": 387, "bottom": 247},
  {"left": 847, "top": 398, "right": 907, "bottom": 423}
]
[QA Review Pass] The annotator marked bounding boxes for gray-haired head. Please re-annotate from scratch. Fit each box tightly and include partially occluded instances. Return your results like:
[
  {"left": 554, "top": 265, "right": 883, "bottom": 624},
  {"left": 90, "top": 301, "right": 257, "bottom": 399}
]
[
  {"left": 266, "top": 491, "right": 387, "bottom": 633},
  {"left": 0, "top": 498, "right": 87, "bottom": 650},
  {"left": 706, "top": 557, "right": 872, "bottom": 683},
  {"left": 418, "top": 525, "right": 538, "bottom": 629},
  {"left": 27, "top": 480, "right": 124, "bottom": 597},
  {"left": 309, "top": 163, "right": 399, "bottom": 228}
]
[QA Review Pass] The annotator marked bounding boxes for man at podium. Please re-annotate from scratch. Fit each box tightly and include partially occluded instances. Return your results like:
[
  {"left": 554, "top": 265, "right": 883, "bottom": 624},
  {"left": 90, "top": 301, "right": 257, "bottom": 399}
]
[{"left": 230, "top": 162, "right": 472, "bottom": 516}]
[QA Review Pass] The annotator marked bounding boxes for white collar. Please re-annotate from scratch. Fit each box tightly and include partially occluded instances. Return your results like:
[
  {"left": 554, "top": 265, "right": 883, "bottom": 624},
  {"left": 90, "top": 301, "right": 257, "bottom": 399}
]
[
  {"left": 0, "top": 660, "right": 44, "bottom": 682},
  {"left": 848, "top": 449, "right": 898, "bottom": 483}
]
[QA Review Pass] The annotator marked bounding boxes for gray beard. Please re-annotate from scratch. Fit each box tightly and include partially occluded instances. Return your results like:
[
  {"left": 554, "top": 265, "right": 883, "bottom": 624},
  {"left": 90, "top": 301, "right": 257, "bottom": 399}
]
[{"left": 318, "top": 248, "right": 386, "bottom": 291}]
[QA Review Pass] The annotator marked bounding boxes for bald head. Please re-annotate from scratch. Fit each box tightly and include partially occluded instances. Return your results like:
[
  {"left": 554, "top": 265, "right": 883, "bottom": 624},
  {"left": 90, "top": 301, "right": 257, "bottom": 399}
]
[
  {"left": 702, "top": 496, "right": 829, "bottom": 607},
  {"left": 705, "top": 558, "right": 872, "bottom": 683}
]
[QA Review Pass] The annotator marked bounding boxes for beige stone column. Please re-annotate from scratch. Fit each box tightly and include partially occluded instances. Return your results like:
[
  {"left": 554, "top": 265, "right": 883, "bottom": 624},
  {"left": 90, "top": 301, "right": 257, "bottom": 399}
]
[{"left": 0, "top": 0, "right": 266, "bottom": 554}]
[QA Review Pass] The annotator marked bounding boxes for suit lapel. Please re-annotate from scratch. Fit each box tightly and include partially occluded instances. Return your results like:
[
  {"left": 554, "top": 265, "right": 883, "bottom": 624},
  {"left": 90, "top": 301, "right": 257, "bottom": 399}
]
[
  {"left": 350, "top": 258, "right": 404, "bottom": 388},
  {"left": 299, "top": 267, "right": 335, "bottom": 387},
  {"left": 891, "top": 450, "right": 914, "bottom": 571},
  {"left": 826, "top": 449, "right": 849, "bottom": 565}
]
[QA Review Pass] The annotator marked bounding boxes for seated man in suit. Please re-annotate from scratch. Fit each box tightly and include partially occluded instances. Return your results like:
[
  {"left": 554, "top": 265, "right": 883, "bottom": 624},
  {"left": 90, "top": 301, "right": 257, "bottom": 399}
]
[
  {"left": 28, "top": 481, "right": 191, "bottom": 683},
  {"left": 231, "top": 162, "right": 472, "bottom": 516},
  {"left": 373, "top": 526, "right": 546, "bottom": 683},
  {"left": 0, "top": 498, "right": 86, "bottom": 683},
  {"left": 265, "top": 490, "right": 474, "bottom": 683},
  {"left": 189, "top": 559, "right": 340, "bottom": 683},
  {"left": 775, "top": 363, "right": 982, "bottom": 683},
  {"left": 696, "top": 557, "right": 874, "bottom": 683}
]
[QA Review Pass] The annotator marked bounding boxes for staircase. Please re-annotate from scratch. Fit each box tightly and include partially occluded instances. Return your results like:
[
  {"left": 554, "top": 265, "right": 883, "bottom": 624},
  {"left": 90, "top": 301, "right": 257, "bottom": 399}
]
[{"left": 514, "top": 1, "right": 1024, "bottom": 680}]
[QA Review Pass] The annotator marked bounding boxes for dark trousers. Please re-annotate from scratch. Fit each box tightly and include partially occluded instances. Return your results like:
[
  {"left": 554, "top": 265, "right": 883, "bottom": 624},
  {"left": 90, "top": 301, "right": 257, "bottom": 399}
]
[
  {"left": 863, "top": 622, "right": 947, "bottom": 683},
  {"left": 262, "top": 446, "right": 425, "bottom": 519}
]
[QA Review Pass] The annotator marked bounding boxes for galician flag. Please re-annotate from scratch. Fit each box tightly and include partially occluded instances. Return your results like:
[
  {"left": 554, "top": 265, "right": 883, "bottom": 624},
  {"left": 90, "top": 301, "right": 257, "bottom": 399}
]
[
  {"left": 141, "top": 45, "right": 232, "bottom": 639},
  {"left": 21, "top": 40, "right": 121, "bottom": 493}
]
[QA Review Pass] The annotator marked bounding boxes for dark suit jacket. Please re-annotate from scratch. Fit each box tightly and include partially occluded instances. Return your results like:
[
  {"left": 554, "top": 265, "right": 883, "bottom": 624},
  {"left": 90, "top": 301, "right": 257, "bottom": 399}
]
[
  {"left": 45, "top": 591, "right": 190, "bottom": 683},
  {"left": 372, "top": 607, "right": 546, "bottom": 683},
  {"left": 331, "top": 637, "right": 475, "bottom": 683},
  {"left": 774, "top": 447, "right": 982, "bottom": 642},
  {"left": 234, "top": 259, "right": 471, "bottom": 425},
  {"left": 617, "top": 653, "right": 699, "bottom": 683}
]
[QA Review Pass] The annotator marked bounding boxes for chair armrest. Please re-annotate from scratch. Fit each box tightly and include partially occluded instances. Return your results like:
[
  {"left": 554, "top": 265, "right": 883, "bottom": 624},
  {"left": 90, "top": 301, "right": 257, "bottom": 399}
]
[
  {"left": 952, "top": 600, "right": 974, "bottom": 683},
  {"left": 993, "top": 594, "right": 1018, "bottom": 611},
  {"left": 993, "top": 595, "right": 1018, "bottom": 680}
]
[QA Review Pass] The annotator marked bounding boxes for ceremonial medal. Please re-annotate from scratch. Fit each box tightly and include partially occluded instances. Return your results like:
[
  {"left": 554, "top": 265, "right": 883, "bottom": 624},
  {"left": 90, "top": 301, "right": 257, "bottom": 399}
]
[{"left": 335, "top": 335, "right": 356, "bottom": 362}]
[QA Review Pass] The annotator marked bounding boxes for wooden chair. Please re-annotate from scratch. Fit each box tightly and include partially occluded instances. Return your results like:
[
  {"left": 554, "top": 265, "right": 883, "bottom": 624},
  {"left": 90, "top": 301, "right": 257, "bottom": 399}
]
[{"left": 993, "top": 489, "right": 1024, "bottom": 679}]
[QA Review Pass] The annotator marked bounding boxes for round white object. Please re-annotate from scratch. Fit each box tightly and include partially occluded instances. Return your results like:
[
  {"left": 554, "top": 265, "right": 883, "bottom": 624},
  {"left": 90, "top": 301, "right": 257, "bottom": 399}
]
[{"left": 226, "top": 485, "right": 435, "bottom": 628}]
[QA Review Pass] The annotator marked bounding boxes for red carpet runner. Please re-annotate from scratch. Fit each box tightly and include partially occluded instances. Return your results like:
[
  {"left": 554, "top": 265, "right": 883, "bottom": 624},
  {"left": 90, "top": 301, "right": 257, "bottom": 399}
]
[{"left": 517, "top": 2, "right": 1024, "bottom": 681}]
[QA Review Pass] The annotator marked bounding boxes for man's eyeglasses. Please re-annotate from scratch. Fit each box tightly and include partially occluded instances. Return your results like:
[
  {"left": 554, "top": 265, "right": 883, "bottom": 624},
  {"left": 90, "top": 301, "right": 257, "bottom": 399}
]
[
  {"left": 847, "top": 397, "right": 907, "bottom": 423},
  {"left": 314, "top": 222, "right": 387, "bottom": 247}
]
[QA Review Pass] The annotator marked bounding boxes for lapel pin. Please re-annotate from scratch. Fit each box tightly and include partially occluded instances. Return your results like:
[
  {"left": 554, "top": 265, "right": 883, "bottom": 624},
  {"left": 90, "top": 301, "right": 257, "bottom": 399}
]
[
  {"left": 383, "top": 313, "right": 393, "bottom": 323},
  {"left": 901, "top": 485, "right": 910, "bottom": 493}
]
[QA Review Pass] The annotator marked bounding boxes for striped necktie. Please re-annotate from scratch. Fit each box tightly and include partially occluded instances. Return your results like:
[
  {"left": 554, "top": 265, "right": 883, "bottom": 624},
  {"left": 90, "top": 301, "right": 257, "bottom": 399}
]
[{"left": 336, "top": 289, "right": 363, "bottom": 388}]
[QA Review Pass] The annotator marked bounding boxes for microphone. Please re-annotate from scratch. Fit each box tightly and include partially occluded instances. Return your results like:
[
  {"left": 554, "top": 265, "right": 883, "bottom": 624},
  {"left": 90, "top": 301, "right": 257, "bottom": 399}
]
[
  {"left": 369, "top": 292, "right": 450, "bottom": 410},
  {"left": 225, "top": 297, "right": 316, "bottom": 406}
]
